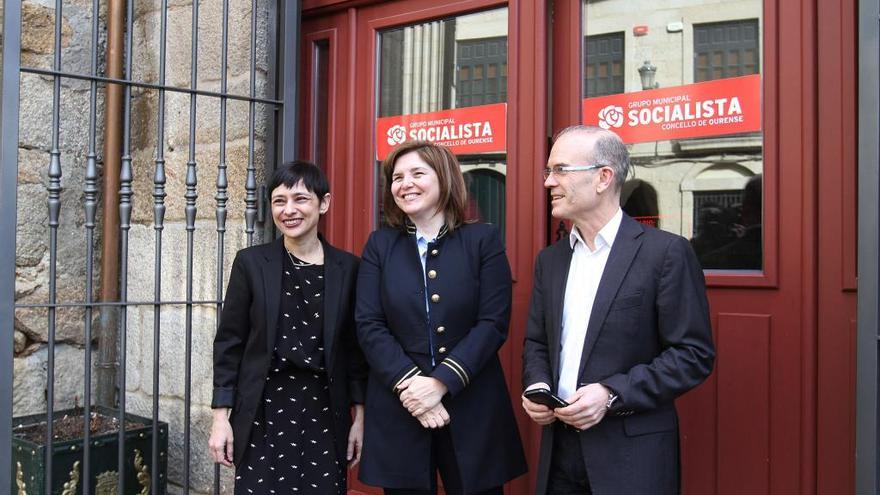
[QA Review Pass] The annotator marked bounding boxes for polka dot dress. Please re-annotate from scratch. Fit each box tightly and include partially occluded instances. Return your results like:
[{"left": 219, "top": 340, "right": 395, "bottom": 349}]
[{"left": 234, "top": 249, "right": 344, "bottom": 494}]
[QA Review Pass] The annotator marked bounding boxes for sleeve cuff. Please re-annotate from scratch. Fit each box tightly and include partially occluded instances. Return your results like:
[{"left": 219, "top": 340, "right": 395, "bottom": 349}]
[
  {"left": 431, "top": 357, "right": 470, "bottom": 397},
  {"left": 211, "top": 387, "right": 236, "bottom": 408},
  {"left": 392, "top": 365, "right": 422, "bottom": 394},
  {"left": 349, "top": 379, "right": 366, "bottom": 404}
]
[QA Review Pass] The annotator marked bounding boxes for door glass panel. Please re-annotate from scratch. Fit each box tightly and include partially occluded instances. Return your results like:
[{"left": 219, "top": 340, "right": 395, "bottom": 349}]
[
  {"left": 376, "top": 8, "right": 509, "bottom": 239},
  {"left": 583, "top": 0, "right": 764, "bottom": 271},
  {"left": 313, "top": 40, "right": 330, "bottom": 169}
]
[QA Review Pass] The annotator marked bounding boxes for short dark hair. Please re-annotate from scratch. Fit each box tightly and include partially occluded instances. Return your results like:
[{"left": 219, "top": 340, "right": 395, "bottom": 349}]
[
  {"left": 269, "top": 161, "right": 329, "bottom": 198},
  {"left": 381, "top": 141, "right": 468, "bottom": 231}
]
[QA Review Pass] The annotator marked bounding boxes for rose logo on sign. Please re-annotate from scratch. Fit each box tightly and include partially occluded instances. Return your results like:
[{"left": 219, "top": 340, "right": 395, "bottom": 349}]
[
  {"left": 598, "top": 105, "right": 625, "bottom": 129},
  {"left": 387, "top": 124, "right": 407, "bottom": 146}
]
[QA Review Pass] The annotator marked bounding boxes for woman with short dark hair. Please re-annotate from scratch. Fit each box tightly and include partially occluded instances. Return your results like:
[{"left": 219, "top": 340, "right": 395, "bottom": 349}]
[
  {"left": 356, "top": 141, "right": 527, "bottom": 494},
  {"left": 209, "top": 161, "right": 367, "bottom": 494}
]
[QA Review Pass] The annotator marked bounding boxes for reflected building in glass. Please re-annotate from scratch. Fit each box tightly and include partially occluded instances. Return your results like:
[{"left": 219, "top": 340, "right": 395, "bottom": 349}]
[
  {"left": 583, "top": 0, "right": 764, "bottom": 271},
  {"left": 377, "top": 9, "right": 509, "bottom": 236}
]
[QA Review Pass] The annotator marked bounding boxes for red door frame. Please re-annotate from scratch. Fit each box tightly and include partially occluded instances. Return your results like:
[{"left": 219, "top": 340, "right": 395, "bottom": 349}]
[
  {"left": 299, "top": 0, "right": 859, "bottom": 493},
  {"left": 300, "top": 1, "right": 548, "bottom": 492}
]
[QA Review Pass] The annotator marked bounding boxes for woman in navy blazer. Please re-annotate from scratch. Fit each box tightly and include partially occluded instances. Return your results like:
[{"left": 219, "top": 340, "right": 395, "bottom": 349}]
[
  {"left": 209, "top": 162, "right": 367, "bottom": 494},
  {"left": 356, "top": 141, "right": 527, "bottom": 494}
]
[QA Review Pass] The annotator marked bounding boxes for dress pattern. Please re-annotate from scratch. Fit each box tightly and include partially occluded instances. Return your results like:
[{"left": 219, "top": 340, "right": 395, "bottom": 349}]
[{"left": 235, "top": 249, "right": 344, "bottom": 494}]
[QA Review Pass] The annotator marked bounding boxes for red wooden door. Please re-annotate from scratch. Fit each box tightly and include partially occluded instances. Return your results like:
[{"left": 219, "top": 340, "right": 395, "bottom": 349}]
[
  {"left": 300, "top": 1, "right": 547, "bottom": 493},
  {"left": 550, "top": 0, "right": 859, "bottom": 494},
  {"left": 299, "top": 0, "right": 858, "bottom": 493}
]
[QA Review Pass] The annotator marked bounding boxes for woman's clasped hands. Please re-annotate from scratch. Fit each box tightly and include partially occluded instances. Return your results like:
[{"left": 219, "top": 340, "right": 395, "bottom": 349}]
[{"left": 398, "top": 375, "right": 450, "bottom": 429}]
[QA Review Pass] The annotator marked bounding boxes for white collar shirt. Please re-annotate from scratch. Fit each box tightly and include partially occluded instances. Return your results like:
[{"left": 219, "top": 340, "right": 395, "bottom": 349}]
[
  {"left": 557, "top": 208, "right": 623, "bottom": 400},
  {"left": 416, "top": 229, "right": 435, "bottom": 365}
]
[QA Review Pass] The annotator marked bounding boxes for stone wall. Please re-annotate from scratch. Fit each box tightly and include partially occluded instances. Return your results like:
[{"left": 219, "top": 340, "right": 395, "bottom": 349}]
[
  {"left": 14, "top": 0, "right": 106, "bottom": 416},
  {"left": 12, "top": 1, "right": 273, "bottom": 493}
]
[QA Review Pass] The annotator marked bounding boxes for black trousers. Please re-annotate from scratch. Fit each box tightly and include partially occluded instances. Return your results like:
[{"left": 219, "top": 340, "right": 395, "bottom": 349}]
[
  {"left": 383, "top": 427, "right": 503, "bottom": 495},
  {"left": 547, "top": 422, "right": 593, "bottom": 494}
]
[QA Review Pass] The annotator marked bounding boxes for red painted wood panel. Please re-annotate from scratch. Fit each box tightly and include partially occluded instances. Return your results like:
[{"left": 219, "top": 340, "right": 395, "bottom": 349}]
[
  {"left": 717, "top": 313, "right": 771, "bottom": 495},
  {"left": 816, "top": 0, "right": 859, "bottom": 493},
  {"left": 506, "top": 0, "right": 549, "bottom": 492},
  {"left": 678, "top": 315, "right": 719, "bottom": 495}
]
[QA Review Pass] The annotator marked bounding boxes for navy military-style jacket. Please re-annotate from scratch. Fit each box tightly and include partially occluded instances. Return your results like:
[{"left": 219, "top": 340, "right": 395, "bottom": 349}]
[{"left": 356, "top": 223, "right": 527, "bottom": 492}]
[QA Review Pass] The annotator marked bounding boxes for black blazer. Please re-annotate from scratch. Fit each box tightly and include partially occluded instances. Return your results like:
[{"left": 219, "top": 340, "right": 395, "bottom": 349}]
[
  {"left": 523, "top": 214, "right": 715, "bottom": 495},
  {"left": 212, "top": 236, "right": 367, "bottom": 467},
  {"left": 356, "top": 223, "right": 527, "bottom": 492}
]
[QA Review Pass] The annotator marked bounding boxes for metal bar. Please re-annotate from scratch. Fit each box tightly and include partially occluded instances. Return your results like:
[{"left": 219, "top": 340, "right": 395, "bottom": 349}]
[
  {"left": 152, "top": 0, "right": 169, "bottom": 491},
  {"left": 0, "top": 0, "right": 23, "bottom": 491},
  {"left": 280, "top": 0, "right": 302, "bottom": 163},
  {"left": 245, "top": 0, "right": 259, "bottom": 246},
  {"left": 117, "top": 0, "right": 136, "bottom": 491},
  {"left": 45, "top": 0, "right": 65, "bottom": 489},
  {"left": 265, "top": 0, "right": 279, "bottom": 207},
  {"left": 20, "top": 67, "right": 284, "bottom": 106},
  {"left": 82, "top": 0, "right": 103, "bottom": 490},
  {"left": 856, "top": 0, "right": 880, "bottom": 491},
  {"left": 213, "top": 0, "right": 231, "bottom": 491},
  {"left": 16, "top": 300, "right": 224, "bottom": 309},
  {"left": 183, "top": 0, "right": 201, "bottom": 490}
]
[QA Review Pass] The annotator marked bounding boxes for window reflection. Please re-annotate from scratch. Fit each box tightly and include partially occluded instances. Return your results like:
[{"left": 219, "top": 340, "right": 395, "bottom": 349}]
[
  {"left": 583, "top": 0, "right": 764, "bottom": 271},
  {"left": 377, "top": 9, "right": 509, "bottom": 235}
]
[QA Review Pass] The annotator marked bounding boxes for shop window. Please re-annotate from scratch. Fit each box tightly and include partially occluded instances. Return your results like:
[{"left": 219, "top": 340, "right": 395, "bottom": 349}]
[
  {"left": 584, "top": 32, "right": 625, "bottom": 97},
  {"left": 694, "top": 19, "right": 760, "bottom": 82}
]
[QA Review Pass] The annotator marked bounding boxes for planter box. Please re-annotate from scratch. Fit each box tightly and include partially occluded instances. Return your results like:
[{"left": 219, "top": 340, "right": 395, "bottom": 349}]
[{"left": 12, "top": 406, "right": 168, "bottom": 495}]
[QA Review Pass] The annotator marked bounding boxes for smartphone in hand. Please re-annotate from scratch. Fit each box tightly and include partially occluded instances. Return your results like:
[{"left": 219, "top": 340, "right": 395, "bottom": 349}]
[{"left": 523, "top": 387, "right": 569, "bottom": 409}]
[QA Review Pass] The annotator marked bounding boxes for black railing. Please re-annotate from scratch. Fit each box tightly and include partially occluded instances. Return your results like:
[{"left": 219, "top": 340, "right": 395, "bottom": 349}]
[{"left": 0, "top": 0, "right": 300, "bottom": 492}]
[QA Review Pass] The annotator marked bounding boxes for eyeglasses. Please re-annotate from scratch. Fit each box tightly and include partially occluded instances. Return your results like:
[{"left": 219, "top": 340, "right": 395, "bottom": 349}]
[{"left": 541, "top": 164, "right": 604, "bottom": 180}]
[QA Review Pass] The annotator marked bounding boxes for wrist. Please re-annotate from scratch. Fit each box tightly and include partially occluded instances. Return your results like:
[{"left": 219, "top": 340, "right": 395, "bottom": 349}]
[
  {"left": 212, "top": 407, "right": 231, "bottom": 420},
  {"left": 602, "top": 387, "right": 618, "bottom": 410},
  {"left": 433, "top": 378, "right": 448, "bottom": 395}
]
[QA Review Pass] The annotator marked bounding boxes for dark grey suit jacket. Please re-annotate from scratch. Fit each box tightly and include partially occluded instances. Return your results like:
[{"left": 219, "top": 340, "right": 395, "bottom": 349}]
[
  {"left": 523, "top": 214, "right": 715, "bottom": 495},
  {"left": 212, "top": 236, "right": 367, "bottom": 467}
]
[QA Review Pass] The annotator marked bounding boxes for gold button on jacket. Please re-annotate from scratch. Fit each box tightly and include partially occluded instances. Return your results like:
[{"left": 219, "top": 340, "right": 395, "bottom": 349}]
[{"left": 431, "top": 294, "right": 440, "bottom": 303}]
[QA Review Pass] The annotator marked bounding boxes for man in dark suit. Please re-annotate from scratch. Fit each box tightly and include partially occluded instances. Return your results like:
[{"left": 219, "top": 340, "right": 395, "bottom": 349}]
[{"left": 522, "top": 126, "right": 715, "bottom": 495}]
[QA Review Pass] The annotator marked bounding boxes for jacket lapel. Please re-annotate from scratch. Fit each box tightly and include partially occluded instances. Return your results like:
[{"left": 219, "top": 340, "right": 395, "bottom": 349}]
[
  {"left": 321, "top": 242, "right": 343, "bottom": 372},
  {"left": 262, "top": 237, "right": 284, "bottom": 355},
  {"left": 577, "top": 215, "right": 644, "bottom": 378},
  {"left": 549, "top": 241, "right": 574, "bottom": 382}
]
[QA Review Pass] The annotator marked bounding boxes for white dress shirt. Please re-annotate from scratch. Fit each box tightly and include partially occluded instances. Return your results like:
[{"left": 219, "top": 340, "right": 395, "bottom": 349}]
[
  {"left": 557, "top": 209, "right": 623, "bottom": 400},
  {"left": 416, "top": 229, "right": 435, "bottom": 366}
]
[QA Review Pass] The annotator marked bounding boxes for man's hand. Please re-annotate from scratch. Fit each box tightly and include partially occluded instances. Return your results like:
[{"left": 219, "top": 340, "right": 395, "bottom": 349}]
[
  {"left": 521, "top": 382, "right": 556, "bottom": 426},
  {"left": 415, "top": 403, "right": 451, "bottom": 429},
  {"left": 208, "top": 408, "right": 234, "bottom": 467},
  {"left": 399, "top": 376, "right": 447, "bottom": 417},
  {"left": 554, "top": 383, "right": 611, "bottom": 430},
  {"left": 346, "top": 404, "right": 365, "bottom": 468}
]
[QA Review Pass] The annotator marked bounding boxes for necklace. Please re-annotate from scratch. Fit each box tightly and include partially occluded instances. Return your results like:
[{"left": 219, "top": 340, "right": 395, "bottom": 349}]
[{"left": 286, "top": 249, "right": 316, "bottom": 267}]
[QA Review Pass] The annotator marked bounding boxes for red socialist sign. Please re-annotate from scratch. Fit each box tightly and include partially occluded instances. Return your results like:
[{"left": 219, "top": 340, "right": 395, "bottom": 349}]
[
  {"left": 376, "top": 103, "right": 507, "bottom": 160},
  {"left": 582, "top": 74, "right": 762, "bottom": 144}
]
